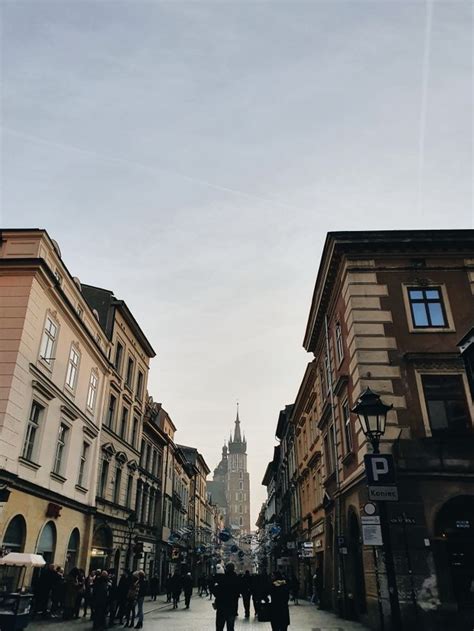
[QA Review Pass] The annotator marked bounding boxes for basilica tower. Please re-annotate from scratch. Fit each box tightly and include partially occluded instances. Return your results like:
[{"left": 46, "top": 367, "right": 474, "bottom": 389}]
[{"left": 226, "top": 405, "right": 251, "bottom": 533}]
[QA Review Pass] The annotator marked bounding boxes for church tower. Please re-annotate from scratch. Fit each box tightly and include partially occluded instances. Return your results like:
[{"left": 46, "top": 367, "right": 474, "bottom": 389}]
[{"left": 226, "top": 405, "right": 251, "bottom": 534}]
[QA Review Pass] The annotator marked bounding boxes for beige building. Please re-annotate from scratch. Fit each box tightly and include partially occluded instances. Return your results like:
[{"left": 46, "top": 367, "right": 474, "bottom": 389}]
[
  {"left": 0, "top": 229, "right": 111, "bottom": 583},
  {"left": 81, "top": 285, "right": 155, "bottom": 572}
]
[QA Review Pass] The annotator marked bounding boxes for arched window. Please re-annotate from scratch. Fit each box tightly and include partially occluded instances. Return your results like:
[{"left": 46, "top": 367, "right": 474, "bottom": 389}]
[
  {"left": 36, "top": 521, "right": 57, "bottom": 564},
  {"left": 2, "top": 515, "right": 26, "bottom": 553},
  {"left": 65, "top": 528, "right": 80, "bottom": 574},
  {"left": 90, "top": 525, "right": 113, "bottom": 571}
]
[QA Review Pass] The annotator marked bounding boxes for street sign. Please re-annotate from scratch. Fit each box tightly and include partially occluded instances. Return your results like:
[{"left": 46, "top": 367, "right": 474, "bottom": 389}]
[
  {"left": 362, "top": 517, "right": 383, "bottom": 546},
  {"left": 363, "top": 502, "right": 377, "bottom": 515},
  {"left": 364, "top": 454, "right": 396, "bottom": 485},
  {"left": 361, "top": 515, "right": 380, "bottom": 525},
  {"left": 368, "top": 485, "right": 399, "bottom": 502}
]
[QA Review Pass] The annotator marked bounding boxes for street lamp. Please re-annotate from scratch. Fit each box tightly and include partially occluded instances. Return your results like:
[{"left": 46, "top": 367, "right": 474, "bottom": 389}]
[
  {"left": 352, "top": 387, "right": 392, "bottom": 453},
  {"left": 351, "top": 388, "right": 402, "bottom": 631},
  {"left": 126, "top": 511, "right": 137, "bottom": 570}
]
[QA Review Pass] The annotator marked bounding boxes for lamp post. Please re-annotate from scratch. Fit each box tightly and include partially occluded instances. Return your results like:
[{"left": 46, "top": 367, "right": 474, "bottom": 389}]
[
  {"left": 352, "top": 388, "right": 402, "bottom": 631},
  {"left": 126, "top": 511, "right": 137, "bottom": 570}
]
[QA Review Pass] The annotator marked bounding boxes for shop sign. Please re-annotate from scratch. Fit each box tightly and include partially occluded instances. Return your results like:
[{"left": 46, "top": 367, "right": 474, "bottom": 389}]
[
  {"left": 46, "top": 503, "right": 62, "bottom": 518},
  {"left": 456, "top": 520, "right": 470, "bottom": 529},
  {"left": 361, "top": 516, "right": 383, "bottom": 546}
]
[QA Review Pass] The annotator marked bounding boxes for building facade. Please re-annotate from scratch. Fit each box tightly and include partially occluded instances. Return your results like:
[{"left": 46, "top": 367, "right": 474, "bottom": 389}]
[
  {"left": 271, "top": 229, "right": 474, "bottom": 630},
  {"left": 0, "top": 230, "right": 111, "bottom": 584},
  {"left": 79, "top": 284, "right": 156, "bottom": 573}
]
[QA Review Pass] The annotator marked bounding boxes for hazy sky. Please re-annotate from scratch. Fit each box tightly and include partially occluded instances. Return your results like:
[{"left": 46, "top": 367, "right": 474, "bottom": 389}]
[{"left": 1, "top": 1, "right": 472, "bottom": 523}]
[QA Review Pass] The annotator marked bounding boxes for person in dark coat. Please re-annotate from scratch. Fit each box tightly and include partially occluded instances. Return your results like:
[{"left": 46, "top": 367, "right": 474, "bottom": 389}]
[
  {"left": 251, "top": 572, "right": 269, "bottom": 618},
  {"left": 34, "top": 563, "right": 56, "bottom": 617},
  {"left": 182, "top": 572, "right": 193, "bottom": 609},
  {"left": 212, "top": 563, "right": 242, "bottom": 631},
  {"left": 165, "top": 574, "right": 173, "bottom": 603},
  {"left": 115, "top": 569, "right": 131, "bottom": 623},
  {"left": 289, "top": 574, "right": 299, "bottom": 605},
  {"left": 240, "top": 571, "right": 252, "bottom": 619},
  {"left": 149, "top": 574, "right": 159, "bottom": 601},
  {"left": 135, "top": 571, "right": 147, "bottom": 629},
  {"left": 124, "top": 573, "right": 139, "bottom": 628},
  {"left": 92, "top": 571, "right": 109, "bottom": 630},
  {"left": 170, "top": 572, "right": 182, "bottom": 609},
  {"left": 269, "top": 572, "right": 290, "bottom": 631},
  {"left": 63, "top": 568, "right": 80, "bottom": 620}
]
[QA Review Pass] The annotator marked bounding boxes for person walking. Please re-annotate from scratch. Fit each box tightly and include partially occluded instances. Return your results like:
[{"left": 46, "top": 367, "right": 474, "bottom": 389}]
[
  {"left": 289, "top": 574, "right": 299, "bottom": 605},
  {"left": 134, "top": 570, "right": 147, "bottom": 629},
  {"left": 182, "top": 572, "right": 193, "bottom": 609},
  {"left": 212, "top": 562, "right": 242, "bottom": 631},
  {"left": 149, "top": 574, "right": 159, "bottom": 601},
  {"left": 63, "top": 568, "right": 80, "bottom": 620},
  {"left": 165, "top": 574, "right": 172, "bottom": 603},
  {"left": 124, "top": 572, "right": 139, "bottom": 628},
  {"left": 240, "top": 571, "right": 252, "bottom": 619},
  {"left": 115, "top": 569, "right": 131, "bottom": 624},
  {"left": 83, "top": 570, "right": 97, "bottom": 619},
  {"left": 170, "top": 572, "right": 182, "bottom": 609},
  {"left": 269, "top": 571, "right": 290, "bottom": 631},
  {"left": 92, "top": 570, "right": 109, "bottom": 630},
  {"left": 311, "top": 569, "right": 319, "bottom": 606}
]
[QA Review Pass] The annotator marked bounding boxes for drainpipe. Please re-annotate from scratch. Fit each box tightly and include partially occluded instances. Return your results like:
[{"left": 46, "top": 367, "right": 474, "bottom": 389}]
[{"left": 324, "top": 314, "right": 346, "bottom": 614}]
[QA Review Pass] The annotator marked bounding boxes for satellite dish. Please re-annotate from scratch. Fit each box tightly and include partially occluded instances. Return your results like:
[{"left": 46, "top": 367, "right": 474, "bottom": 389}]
[{"left": 51, "top": 239, "right": 62, "bottom": 258}]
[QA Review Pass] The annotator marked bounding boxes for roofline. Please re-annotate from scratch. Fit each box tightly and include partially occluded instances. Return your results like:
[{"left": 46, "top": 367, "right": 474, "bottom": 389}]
[{"left": 303, "top": 229, "right": 474, "bottom": 352}]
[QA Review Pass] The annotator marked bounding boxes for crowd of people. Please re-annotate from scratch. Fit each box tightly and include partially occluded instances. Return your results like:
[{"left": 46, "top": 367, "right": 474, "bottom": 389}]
[
  {"left": 32, "top": 564, "right": 149, "bottom": 630},
  {"left": 30, "top": 562, "right": 311, "bottom": 631}
]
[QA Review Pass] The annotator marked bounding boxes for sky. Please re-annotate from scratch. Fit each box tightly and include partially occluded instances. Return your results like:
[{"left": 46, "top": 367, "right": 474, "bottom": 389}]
[{"left": 0, "top": 1, "right": 472, "bottom": 524}]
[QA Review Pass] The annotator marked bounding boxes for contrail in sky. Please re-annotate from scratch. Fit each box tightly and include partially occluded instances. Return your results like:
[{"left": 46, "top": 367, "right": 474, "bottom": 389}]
[
  {"left": 0, "top": 126, "right": 301, "bottom": 214},
  {"left": 416, "top": 0, "right": 433, "bottom": 218}
]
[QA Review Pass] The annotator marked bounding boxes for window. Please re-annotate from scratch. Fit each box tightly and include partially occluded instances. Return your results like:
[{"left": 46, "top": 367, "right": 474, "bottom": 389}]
[
  {"left": 22, "top": 401, "right": 43, "bottom": 462},
  {"left": 152, "top": 449, "right": 157, "bottom": 476},
  {"left": 77, "top": 442, "right": 90, "bottom": 487},
  {"left": 113, "top": 466, "right": 122, "bottom": 504},
  {"left": 131, "top": 417, "right": 139, "bottom": 448},
  {"left": 53, "top": 423, "right": 69, "bottom": 475},
  {"left": 114, "top": 342, "right": 124, "bottom": 374},
  {"left": 65, "top": 346, "right": 80, "bottom": 389},
  {"left": 239, "top": 505, "right": 243, "bottom": 513},
  {"left": 145, "top": 443, "right": 152, "bottom": 470},
  {"left": 341, "top": 399, "right": 353, "bottom": 452},
  {"left": 422, "top": 374, "right": 471, "bottom": 435},
  {"left": 239, "top": 517, "right": 243, "bottom": 526},
  {"left": 125, "top": 357, "right": 134, "bottom": 388},
  {"left": 126, "top": 474, "right": 134, "bottom": 507},
  {"left": 324, "top": 353, "right": 331, "bottom": 393},
  {"left": 335, "top": 322, "right": 344, "bottom": 363},
  {"left": 105, "top": 395, "right": 116, "bottom": 428},
  {"left": 140, "top": 439, "right": 145, "bottom": 467},
  {"left": 119, "top": 407, "right": 129, "bottom": 440},
  {"left": 98, "top": 459, "right": 109, "bottom": 497},
  {"left": 40, "top": 316, "right": 58, "bottom": 364},
  {"left": 136, "top": 370, "right": 144, "bottom": 401},
  {"left": 239, "top": 481, "right": 243, "bottom": 490},
  {"left": 324, "top": 428, "right": 335, "bottom": 476},
  {"left": 87, "top": 372, "right": 98, "bottom": 410},
  {"left": 408, "top": 287, "right": 447, "bottom": 328}
]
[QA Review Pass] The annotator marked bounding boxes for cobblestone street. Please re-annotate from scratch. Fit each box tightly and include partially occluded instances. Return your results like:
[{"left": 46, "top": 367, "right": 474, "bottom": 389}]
[{"left": 29, "top": 595, "right": 369, "bottom": 631}]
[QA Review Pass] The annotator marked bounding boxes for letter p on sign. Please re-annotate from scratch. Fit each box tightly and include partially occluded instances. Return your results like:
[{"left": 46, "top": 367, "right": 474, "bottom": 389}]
[{"left": 364, "top": 454, "right": 396, "bottom": 485}]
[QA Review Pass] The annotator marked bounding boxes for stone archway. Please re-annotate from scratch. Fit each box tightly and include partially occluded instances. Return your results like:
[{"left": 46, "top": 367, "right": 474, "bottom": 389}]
[
  {"left": 90, "top": 525, "right": 113, "bottom": 571},
  {"left": 433, "top": 495, "right": 474, "bottom": 612}
]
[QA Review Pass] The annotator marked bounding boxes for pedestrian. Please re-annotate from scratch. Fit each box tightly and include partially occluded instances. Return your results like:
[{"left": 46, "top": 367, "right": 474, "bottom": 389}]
[
  {"left": 63, "top": 568, "right": 80, "bottom": 620},
  {"left": 92, "top": 570, "right": 109, "bottom": 630},
  {"left": 165, "top": 573, "right": 173, "bottom": 603},
  {"left": 115, "top": 569, "right": 131, "bottom": 623},
  {"left": 311, "top": 569, "right": 319, "bottom": 606},
  {"left": 240, "top": 570, "right": 252, "bottom": 619},
  {"left": 50, "top": 566, "right": 64, "bottom": 617},
  {"left": 149, "top": 573, "right": 159, "bottom": 601},
  {"left": 74, "top": 569, "right": 86, "bottom": 619},
  {"left": 207, "top": 574, "right": 215, "bottom": 600},
  {"left": 134, "top": 570, "right": 147, "bottom": 629},
  {"left": 251, "top": 572, "right": 269, "bottom": 618},
  {"left": 33, "top": 563, "right": 56, "bottom": 617},
  {"left": 83, "top": 570, "right": 96, "bottom": 618},
  {"left": 269, "top": 571, "right": 290, "bottom": 631},
  {"left": 124, "top": 572, "right": 139, "bottom": 628},
  {"left": 198, "top": 574, "right": 207, "bottom": 597},
  {"left": 211, "top": 562, "right": 241, "bottom": 631},
  {"left": 289, "top": 574, "right": 299, "bottom": 605},
  {"left": 170, "top": 572, "right": 182, "bottom": 609},
  {"left": 182, "top": 572, "right": 193, "bottom": 609}
]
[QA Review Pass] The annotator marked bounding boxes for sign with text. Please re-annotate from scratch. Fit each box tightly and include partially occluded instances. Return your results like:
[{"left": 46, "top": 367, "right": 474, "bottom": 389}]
[
  {"left": 364, "top": 454, "right": 396, "bottom": 485},
  {"left": 368, "top": 486, "right": 399, "bottom": 502},
  {"left": 361, "top": 516, "right": 383, "bottom": 546}
]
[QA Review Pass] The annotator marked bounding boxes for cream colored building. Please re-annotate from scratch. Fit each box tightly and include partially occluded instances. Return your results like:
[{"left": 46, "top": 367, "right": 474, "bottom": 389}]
[
  {"left": 0, "top": 229, "right": 111, "bottom": 583},
  {"left": 81, "top": 285, "right": 155, "bottom": 572}
]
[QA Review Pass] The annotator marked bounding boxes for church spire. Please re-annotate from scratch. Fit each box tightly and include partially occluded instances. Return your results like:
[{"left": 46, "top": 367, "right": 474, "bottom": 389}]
[{"left": 233, "top": 402, "right": 242, "bottom": 442}]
